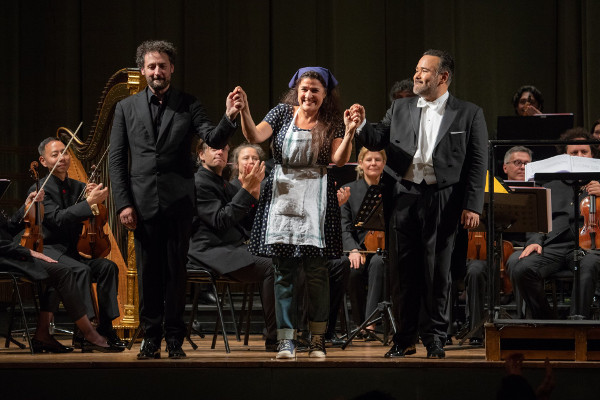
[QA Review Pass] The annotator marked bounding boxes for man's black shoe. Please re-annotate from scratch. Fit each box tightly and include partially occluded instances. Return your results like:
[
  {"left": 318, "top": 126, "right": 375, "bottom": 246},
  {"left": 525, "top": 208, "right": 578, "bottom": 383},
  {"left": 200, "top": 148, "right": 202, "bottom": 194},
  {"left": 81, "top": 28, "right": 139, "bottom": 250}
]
[
  {"left": 137, "top": 340, "right": 161, "bottom": 359},
  {"left": 99, "top": 328, "right": 127, "bottom": 348},
  {"left": 166, "top": 341, "right": 187, "bottom": 359},
  {"left": 197, "top": 289, "right": 217, "bottom": 305},
  {"left": 384, "top": 344, "right": 417, "bottom": 358},
  {"left": 324, "top": 332, "right": 345, "bottom": 347},
  {"left": 469, "top": 337, "right": 484, "bottom": 347},
  {"left": 426, "top": 340, "right": 445, "bottom": 359}
]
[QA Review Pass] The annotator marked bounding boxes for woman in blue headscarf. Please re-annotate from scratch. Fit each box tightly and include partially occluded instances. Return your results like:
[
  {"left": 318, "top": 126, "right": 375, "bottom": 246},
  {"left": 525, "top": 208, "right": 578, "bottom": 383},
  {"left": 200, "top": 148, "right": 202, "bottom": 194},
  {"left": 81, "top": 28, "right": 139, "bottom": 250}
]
[{"left": 237, "top": 67, "right": 358, "bottom": 359}]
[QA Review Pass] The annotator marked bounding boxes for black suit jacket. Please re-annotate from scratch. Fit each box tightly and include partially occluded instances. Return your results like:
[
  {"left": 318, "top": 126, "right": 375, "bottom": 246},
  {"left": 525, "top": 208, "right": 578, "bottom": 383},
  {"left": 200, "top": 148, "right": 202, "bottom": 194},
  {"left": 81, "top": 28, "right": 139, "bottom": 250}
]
[
  {"left": 340, "top": 179, "right": 370, "bottom": 251},
  {"left": 0, "top": 207, "right": 48, "bottom": 280},
  {"left": 359, "top": 94, "right": 488, "bottom": 214},
  {"left": 109, "top": 87, "right": 237, "bottom": 221},
  {"left": 187, "top": 167, "right": 258, "bottom": 275},
  {"left": 29, "top": 175, "right": 93, "bottom": 259}
]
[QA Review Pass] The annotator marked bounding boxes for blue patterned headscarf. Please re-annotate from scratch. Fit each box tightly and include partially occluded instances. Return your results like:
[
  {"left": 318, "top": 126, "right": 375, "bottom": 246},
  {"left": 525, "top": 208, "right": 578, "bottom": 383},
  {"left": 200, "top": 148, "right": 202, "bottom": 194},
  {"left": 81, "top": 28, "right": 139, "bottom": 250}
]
[{"left": 288, "top": 67, "right": 339, "bottom": 90}]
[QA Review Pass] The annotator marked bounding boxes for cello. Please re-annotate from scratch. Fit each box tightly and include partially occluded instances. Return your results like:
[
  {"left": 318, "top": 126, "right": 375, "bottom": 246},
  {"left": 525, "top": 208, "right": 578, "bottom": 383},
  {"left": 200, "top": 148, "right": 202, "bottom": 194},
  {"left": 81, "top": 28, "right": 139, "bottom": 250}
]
[
  {"left": 467, "top": 231, "right": 514, "bottom": 295},
  {"left": 19, "top": 162, "right": 44, "bottom": 252},
  {"left": 580, "top": 194, "right": 600, "bottom": 251}
]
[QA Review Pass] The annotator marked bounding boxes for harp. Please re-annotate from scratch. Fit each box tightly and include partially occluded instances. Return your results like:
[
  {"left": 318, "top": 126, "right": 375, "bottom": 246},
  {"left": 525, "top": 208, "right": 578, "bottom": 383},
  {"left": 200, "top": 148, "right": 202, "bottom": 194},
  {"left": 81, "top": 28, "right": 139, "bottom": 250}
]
[{"left": 57, "top": 68, "right": 146, "bottom": 338}]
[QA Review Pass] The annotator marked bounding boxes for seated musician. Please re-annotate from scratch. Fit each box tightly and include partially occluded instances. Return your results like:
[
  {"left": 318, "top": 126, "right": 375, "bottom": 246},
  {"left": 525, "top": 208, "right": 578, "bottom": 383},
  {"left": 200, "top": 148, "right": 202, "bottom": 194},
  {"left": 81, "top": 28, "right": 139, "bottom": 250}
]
[
  {"left": 508, "top": 128, "right": 600, "bottom": 319},
  {"left": 456, "top": 146, "right": 533, "bottom": 346},
  {"left": 338, "top": 147, "right": 386, "bottom": 334},
  {"left": 187, "top": 140, "right": 278, "bottom": 351},
  {"left": 228, "top": 142, "right": 349, "bottom": 347},
  {"left": 31, "top": 137, "right": 125, "bottom": 348},
  {"left": 1, "top": 190, "right": 122, "bottom": 352}
]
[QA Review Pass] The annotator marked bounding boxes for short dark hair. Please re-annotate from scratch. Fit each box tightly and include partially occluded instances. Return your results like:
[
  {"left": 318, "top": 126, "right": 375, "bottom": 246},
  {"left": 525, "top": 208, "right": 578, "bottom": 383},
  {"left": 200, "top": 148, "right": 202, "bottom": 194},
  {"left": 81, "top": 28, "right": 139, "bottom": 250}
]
[
  {"left": 512, "top": 85, "right": 544, "bottom": 114},
  {"left": 38, "top": 137, "right": 61, "bottom": 157},
  {"left": 423, "top": 49, "right": 454, "bottom": 85},
  {"left": 557, "top": 127, "right": 598, "bottom": 157},
  {"left": 136, "top": 40, "right": 177, "bottom": 69},
  {"left": 503, "top": 146, "right": 533, "bottom": 164},
  {"left": 389, "top": 79, "right": 413, "bottom": 102},
  {"left": 591, "top": 118, "right": 600, "bottom": 135}
]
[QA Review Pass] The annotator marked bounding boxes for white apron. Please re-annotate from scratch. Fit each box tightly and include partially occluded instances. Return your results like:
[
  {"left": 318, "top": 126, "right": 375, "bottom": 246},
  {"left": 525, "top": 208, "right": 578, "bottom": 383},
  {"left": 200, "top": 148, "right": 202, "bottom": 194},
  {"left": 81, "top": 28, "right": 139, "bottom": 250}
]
[{"left": 264, "top": 109, "right": 328, "bottom": 247}]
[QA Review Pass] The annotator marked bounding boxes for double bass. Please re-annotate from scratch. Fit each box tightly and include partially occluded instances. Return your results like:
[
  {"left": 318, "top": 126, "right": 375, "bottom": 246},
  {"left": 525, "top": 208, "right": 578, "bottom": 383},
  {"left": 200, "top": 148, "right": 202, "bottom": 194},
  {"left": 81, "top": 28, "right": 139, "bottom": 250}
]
[{"left": 20, "top": 162, "right": 44, "bottom": 252}]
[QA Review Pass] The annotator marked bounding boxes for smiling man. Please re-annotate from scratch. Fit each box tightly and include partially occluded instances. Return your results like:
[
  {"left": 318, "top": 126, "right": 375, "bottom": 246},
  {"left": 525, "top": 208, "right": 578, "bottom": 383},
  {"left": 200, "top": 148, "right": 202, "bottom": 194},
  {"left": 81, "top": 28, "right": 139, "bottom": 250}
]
[
  {"left": 350, "top": 49, "right": 488, "bottom": 359},
  {"left": 109, "top": 40, "right": 244, "bottom": 359}
]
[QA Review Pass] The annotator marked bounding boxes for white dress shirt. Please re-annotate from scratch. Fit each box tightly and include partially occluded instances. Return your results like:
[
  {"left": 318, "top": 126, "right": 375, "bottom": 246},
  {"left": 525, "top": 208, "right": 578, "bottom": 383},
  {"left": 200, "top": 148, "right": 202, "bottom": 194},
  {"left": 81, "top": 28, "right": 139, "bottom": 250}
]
[{"left": 404, "top": 91, "right": 449, "bottom": 184}]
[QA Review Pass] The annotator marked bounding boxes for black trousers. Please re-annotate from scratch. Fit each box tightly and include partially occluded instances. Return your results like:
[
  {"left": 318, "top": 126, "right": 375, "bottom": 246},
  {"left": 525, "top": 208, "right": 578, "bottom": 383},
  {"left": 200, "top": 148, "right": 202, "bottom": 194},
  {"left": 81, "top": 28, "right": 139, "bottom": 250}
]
[
  {"left": 348, "top": 253, "right": 385, "bottom": 326},
  {"left": 47, "top": 253, "right": 119, "bottom": 331},
  {"left": 390, "top": 181, "right": 462, "bottom": 348},
  {"left": 35, "top": 259, "right": 87, "bottom": 321},
  {"left": 135, "top": 208, "right": 192, "bottom": 345}
]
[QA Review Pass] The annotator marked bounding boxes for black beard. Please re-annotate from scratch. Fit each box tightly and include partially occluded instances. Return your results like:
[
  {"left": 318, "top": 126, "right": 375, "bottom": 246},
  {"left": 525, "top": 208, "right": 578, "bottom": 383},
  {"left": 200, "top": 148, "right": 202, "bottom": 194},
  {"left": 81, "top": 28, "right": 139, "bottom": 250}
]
[{"left": 148, "top": 77, "right": 169, "bottom": 91}]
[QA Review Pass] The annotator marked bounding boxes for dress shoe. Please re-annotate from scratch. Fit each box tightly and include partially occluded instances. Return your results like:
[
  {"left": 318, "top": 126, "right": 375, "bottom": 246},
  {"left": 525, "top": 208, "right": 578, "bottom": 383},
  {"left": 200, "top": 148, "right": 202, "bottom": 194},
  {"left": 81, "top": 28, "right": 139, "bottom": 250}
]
[
  {"left": 446, "top": 336, "right": 453, "bottom": 345},
  {"left": 31, "top": 338, "right": 74, "bottom": 354},
  {"left": 324, "top": 332, "right": 345, "bottom": 347},
  {"left": 384, "top": 344, "right": 416, "bottom": 358},
  {"left": 98, "top": 328, "right": 127, "bottom": 348},
  {"left": 166, "top": 341, "right": 186, "bottom": 359},
  {"left": 72, "top": 329, "right": 85, "bottom": 349},
  {"left": 265, "top": 338, "right": 279, "bottom": 352},
  {"left": 469, "top": 337, "right": 484, "bottom": 347},
  {"left": 426, "top": 340, "right": 445, "bottom": 359},
  {"left": 81, "top": 338, "right": 125, "bottom": 353},
  {"left": 137, "top": 340, "right": 161, "bottom": 359},
  {"left": 197, "top": 289, "right": 217, "bottom": 305}
]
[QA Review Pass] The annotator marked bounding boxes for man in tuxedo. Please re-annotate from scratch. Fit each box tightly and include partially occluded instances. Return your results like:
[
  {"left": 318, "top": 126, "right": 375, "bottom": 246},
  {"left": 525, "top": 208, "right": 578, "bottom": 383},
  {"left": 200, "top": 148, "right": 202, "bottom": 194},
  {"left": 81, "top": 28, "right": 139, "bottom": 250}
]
[
  {"left": 351, "top": 49, "right": 488, "bottom": 358},
  {"left": 34, "top": 137, "right": 124, "bottom": 349},
  {"left": 109, "top": 40, "right": 243, "bottom": 359}
]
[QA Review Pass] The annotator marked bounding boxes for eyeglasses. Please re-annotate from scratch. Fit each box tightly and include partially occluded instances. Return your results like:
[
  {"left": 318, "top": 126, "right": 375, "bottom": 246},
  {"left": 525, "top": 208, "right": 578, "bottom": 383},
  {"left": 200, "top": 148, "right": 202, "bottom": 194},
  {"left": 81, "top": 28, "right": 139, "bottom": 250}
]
[{"left": 506, "top": 160, "right": 529, "bottom": 167}]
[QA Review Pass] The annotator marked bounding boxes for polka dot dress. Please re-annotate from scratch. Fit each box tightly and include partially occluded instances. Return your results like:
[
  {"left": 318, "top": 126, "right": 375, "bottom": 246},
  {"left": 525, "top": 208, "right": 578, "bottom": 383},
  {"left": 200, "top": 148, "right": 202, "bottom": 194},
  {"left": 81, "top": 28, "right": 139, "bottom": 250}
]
[{"left": 248, "top": 103, "right": 343, "bottom": 259}]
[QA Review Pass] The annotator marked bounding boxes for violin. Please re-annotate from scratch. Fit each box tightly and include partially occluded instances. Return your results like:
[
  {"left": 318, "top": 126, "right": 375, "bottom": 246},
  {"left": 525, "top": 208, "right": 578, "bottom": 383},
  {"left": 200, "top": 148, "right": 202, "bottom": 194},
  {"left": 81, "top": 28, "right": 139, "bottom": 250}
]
[
  {"left": 364, "top": 230, "right": 385, "bottom": 252},
  {"left": 580, "top": 194, "right": 600, "bottom": 251},
  {"left": 77, "top": 164, "right": 111, "bottom": 259},
  {"left": 20, "top": 162, "right": 44, "bottom": 252},
  {"left": 467, "top": 231, "right": 514, "bottom": 295}
]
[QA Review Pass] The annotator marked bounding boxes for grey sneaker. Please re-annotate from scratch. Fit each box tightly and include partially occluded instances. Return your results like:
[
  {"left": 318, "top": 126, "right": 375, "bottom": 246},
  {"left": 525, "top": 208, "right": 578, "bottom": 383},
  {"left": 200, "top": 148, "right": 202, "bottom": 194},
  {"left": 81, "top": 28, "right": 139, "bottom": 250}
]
[
  {"left": 309, "top": 334, "right": 326, "bottom": 358},
  {"left": 276, "top": 339, "right": 296, "bottom": 359}
]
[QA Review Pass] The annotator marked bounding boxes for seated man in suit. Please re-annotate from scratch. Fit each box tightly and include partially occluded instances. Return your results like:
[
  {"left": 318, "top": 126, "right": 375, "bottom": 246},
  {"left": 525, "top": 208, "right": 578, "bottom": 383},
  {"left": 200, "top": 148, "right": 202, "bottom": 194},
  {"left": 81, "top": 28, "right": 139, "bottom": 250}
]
[
  {"left": 508, "top": 128, "right": 600, "bottom": 319},
  {"left": 187, "top": 140, "right": 277, "bottom": 351},
  {"left": 33, "top": 137, "right": 125, "bottom": 348},
  {"left": 1, "top": 189, "right": 122, "bottom": 353}
]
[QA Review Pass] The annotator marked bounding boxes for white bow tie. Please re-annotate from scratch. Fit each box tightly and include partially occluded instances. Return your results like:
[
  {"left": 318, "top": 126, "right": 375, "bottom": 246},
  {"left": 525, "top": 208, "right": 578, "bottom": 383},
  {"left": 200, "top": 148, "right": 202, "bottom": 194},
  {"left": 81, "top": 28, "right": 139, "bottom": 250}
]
[{"left": 417, "top": 97, "right": 442, "bottom": 112}]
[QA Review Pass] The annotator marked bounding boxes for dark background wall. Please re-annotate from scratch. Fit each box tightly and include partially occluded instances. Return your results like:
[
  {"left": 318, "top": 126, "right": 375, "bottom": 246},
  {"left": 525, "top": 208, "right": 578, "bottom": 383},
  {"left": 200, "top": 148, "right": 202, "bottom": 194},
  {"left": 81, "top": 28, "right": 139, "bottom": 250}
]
[{"left": 2, "top": 0, "right": 599, "bottom": 210}]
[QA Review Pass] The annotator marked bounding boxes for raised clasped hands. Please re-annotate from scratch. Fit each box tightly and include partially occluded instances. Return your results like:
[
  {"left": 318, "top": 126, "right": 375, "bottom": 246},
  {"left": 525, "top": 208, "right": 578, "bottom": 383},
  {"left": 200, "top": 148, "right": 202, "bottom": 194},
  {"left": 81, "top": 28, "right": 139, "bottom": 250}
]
[
  {"left": 344, "top": 103, "right": 365, "bottom": 133},
  {"left": 226, "top": 86, "right": 246, "bottom": 120},
  {"left": 241, "top": 159, "right": 265, "bottom": 199}
]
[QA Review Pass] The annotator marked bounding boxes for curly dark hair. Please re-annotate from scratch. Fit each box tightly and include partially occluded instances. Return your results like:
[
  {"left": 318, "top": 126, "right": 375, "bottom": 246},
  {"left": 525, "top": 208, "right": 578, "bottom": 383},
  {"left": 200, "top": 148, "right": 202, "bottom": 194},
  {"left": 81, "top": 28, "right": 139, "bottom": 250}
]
[
  {"left": 281, "top": 70, "right": 343, "bottom": 160},
  {"left": 557, "top": 127, "right": 599, "bottom": 157},
  {"left": 136, "top": 40, "right": 177, "bottom": 69}
]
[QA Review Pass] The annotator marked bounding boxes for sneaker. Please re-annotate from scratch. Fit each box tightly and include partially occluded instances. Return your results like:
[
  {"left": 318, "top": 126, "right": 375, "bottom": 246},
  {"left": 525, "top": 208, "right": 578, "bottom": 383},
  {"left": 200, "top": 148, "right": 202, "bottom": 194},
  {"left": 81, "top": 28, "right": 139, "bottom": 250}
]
[
  {"left": 309, "top": 334, "right": 326, "bottom": 358},
  {"left": 276, "top": 339, "right": 296, "bottom": 359}
]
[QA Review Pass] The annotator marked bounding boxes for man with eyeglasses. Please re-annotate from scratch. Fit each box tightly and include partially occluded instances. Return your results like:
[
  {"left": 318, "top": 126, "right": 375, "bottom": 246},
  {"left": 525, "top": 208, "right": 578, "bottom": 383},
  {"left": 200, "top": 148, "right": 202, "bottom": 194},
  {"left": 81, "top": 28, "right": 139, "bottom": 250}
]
[{"left": 503, "top": 146, "right": 532, "bottom": 181}]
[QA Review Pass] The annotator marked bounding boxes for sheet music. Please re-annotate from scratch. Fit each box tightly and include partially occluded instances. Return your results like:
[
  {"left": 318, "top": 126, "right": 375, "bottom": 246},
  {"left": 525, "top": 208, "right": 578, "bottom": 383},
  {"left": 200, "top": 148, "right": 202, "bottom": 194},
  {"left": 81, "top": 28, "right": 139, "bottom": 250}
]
[{"left": 525, "top": 154, "right": 600, "bottom": 181}]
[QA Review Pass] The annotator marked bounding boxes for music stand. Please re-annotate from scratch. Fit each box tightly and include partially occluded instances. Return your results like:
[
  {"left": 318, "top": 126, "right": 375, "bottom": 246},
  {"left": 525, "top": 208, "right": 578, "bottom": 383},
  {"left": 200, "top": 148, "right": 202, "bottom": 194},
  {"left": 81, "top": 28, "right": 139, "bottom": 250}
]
[
  {"left": 456, "top": 187, "right": 551, "bottom": 344},
  {"left": 534, "top": 172, "right": 600, "bottom": 319},
  {"left": 341, "top": 185, "right": 398, "bottom": 349}
]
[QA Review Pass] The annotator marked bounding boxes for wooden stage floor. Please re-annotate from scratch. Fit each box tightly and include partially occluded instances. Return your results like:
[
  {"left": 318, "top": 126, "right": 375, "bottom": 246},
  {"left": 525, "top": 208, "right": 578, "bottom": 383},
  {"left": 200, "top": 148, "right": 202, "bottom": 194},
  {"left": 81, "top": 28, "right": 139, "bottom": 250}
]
[{"left": 2, "top": 334, "right": 600, "bottom": 400}]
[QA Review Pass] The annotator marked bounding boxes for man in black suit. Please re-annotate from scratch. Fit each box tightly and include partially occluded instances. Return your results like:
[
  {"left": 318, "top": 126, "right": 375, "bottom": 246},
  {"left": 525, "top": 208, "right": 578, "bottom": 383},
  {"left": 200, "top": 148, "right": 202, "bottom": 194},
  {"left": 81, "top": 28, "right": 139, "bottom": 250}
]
[
  {"left": 350, "top": 49, "right": 488, "bottom": 358},
  {"left": 34, "top": 137, "right": 124, "bottom": 349},
  {"left": 187, "top": 141, "right": 277, "bottom": 350},
  {"left": 109, "top": 40, "right": 243, "bottom": 359}
]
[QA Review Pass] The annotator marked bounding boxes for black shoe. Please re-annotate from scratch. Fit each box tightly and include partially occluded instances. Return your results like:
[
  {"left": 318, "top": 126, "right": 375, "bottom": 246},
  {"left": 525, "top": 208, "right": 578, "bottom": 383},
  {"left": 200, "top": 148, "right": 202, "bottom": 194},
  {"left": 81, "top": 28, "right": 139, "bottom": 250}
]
[
  {"left": 265, "top": 338, "right": 279, "bottom": 352},
  {"left": 72, "top": 329, "right": 85, "bottom": 349},
  {"left": 137, "top": 340, "right": 161, "bottom": 359},
  {"left": 469, "top": 337, "right": 484, "bottom": 347},
  {"left": 166, "top": 341, "right": 186, "bottom": 359},
  {"left": 31, "top": 338, "right": 74, "bottom": 354},
  {"left": 197, "top": 290, "right": 217, "bottom": 305},
  {"left": 384, "top": 344, "right": 416, "bottom": 358},
  {"left": 81, "top": 338, "right": 125, "bottom": 353},
  {"left": 324, "top": 332, "right": 345, "bottom": 347},
  {"left": 98, "top": 328, "right": 127, "bottom": 348},
  {"left": 446, "top": 336, "right": 453, "bottom": 345},
  {"left": 426, "top": 340, "right": 445, "bottom": 359}
]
